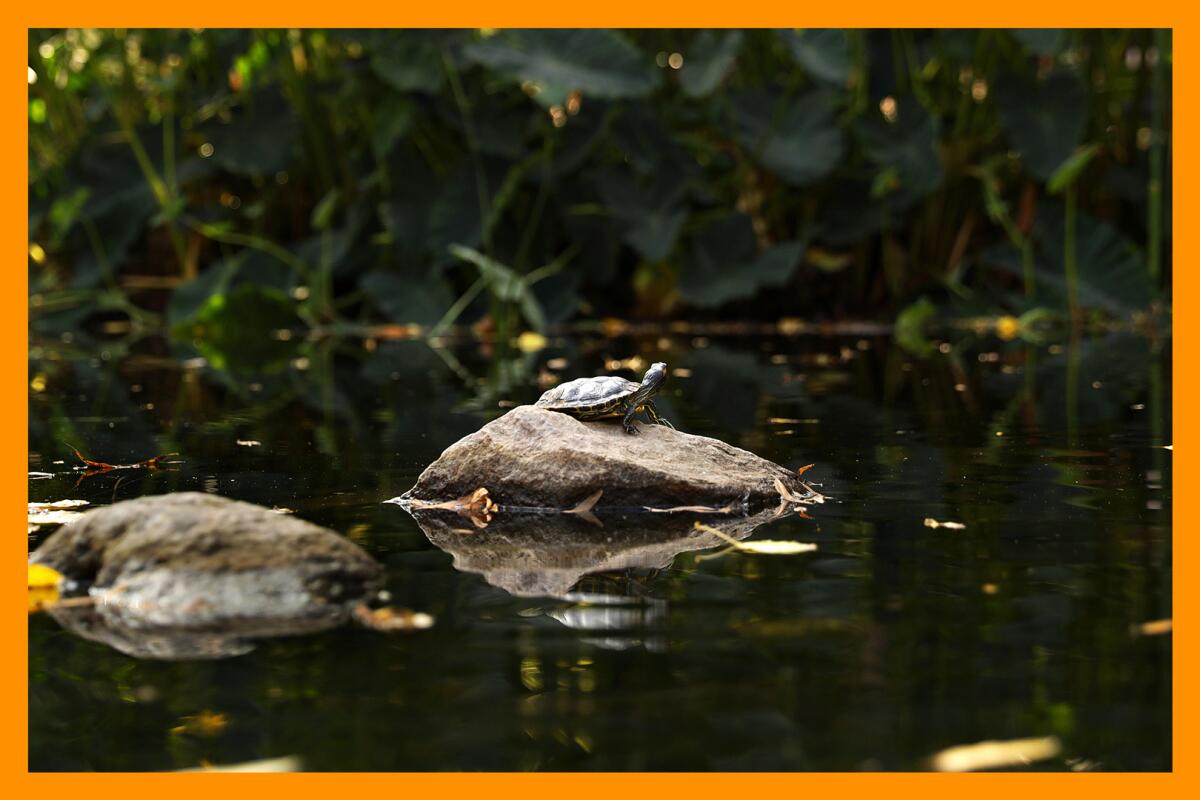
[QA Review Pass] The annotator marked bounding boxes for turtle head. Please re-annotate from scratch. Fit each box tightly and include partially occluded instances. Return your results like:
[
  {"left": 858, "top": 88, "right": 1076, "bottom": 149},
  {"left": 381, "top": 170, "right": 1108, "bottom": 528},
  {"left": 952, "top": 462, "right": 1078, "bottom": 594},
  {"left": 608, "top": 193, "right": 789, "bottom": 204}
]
[{"left": 637, "top": 362, "right": 668, "bottom": 398}]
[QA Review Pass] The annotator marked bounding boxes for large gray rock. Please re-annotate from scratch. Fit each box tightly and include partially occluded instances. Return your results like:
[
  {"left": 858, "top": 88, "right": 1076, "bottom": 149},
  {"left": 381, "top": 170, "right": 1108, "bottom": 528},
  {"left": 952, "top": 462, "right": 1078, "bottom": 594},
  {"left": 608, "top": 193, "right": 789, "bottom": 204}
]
[
  {"left": 401, "top": 405, "right": 810, "bottom": 510},
  {"left": 30, "top": 492, "right": 384, "bottom": 658}
]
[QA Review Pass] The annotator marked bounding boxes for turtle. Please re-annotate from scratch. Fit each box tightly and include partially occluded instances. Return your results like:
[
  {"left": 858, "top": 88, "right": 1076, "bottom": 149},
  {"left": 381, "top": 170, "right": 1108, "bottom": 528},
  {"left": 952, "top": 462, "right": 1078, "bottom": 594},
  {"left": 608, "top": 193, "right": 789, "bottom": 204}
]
[{"left": 534, "top": 362, "right": 676, "bottom": 435}]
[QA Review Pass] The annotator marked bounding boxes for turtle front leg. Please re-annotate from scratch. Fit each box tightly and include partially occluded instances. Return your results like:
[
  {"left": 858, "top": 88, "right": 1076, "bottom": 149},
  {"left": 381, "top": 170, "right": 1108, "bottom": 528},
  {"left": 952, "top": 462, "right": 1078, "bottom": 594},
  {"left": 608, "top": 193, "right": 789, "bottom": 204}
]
[
  {"left": 644, "top": 401, "right": 675, "bottom": 430},
  {"left": 621, "top": 403, "right": 640, "bottom": 434}
]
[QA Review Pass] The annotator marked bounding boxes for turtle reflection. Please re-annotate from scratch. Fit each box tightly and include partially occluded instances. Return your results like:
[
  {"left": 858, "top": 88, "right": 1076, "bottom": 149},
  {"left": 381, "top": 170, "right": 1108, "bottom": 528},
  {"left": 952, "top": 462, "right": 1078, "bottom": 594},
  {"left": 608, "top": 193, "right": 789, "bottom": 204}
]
[{"left": 550, "top": 577, "right": 670, "bottom": 652}]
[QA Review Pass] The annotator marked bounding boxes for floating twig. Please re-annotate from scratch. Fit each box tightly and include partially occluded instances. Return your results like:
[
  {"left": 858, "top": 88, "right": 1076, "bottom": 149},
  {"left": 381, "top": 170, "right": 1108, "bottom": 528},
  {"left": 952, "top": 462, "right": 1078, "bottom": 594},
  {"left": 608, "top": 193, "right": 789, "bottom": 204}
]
[
  {"left": 66, "top": 444, "right": 180, "bottom": 487},
  {"left": 643, "top": 499, "right": 743, "bottom": 514}
]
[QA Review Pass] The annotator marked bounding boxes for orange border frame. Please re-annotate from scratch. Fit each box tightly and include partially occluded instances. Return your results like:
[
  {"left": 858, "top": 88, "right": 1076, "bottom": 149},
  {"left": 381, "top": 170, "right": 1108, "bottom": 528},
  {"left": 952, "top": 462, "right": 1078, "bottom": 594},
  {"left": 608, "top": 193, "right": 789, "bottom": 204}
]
[{"left": 6, "top": 7, "right": 1187, "bottom": 793}]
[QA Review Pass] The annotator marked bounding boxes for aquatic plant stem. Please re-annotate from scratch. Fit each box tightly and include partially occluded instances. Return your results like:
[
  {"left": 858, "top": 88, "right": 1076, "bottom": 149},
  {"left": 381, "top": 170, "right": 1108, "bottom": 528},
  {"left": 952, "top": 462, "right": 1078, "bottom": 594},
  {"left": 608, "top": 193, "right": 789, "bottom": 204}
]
[
  {"left": 1021, "top": 241, "right": 1036, "bottom": 300},
  {"left": 183, "top": 216, "right": 313, "bottom": 285},
  {"left": 442, "top": 48, "right": 492, "bottom": 256},
  {"left": 112, "top": 104, "right": 188, "bottom": 273},
  {"left": 1150, "top": 350, "right": 1166, "bottom": 481},
  {"left": 515, "top": 136, "right": 556, "bottom": 272},
  {"left": 1066, "top": 332, "right": 1080, "bottom": 448},
  {"left": 1147, "top": 28, "right": 1167, "bottom": 285},
  {"left": 1064, "top": 184, "right": 1080, "bottom": 325},
  {"left": 429, "top": 276, "right": 487, "bottom": 337}
]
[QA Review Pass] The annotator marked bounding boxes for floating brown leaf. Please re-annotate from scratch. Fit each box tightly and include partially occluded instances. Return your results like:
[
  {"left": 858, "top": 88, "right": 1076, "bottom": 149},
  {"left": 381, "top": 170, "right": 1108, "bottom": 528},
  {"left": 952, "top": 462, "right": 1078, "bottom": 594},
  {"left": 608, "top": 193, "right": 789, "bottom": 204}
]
[
  {"left": 408, "top": 487, "right": 498, "bottom": 527},
  {"left": 170, "top": 710, "right": 230, "bottom": 738},
  {"left": 352, "top": 604, "right": 435, "bottom": 632}
]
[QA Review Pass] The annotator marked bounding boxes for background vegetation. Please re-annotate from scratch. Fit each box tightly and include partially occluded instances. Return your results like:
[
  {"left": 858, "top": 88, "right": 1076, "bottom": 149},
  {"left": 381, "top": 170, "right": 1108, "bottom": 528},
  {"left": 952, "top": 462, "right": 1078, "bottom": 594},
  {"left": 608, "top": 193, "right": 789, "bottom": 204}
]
[{"left": 29, "top": 28, "right": 1171, "bottom": 348}]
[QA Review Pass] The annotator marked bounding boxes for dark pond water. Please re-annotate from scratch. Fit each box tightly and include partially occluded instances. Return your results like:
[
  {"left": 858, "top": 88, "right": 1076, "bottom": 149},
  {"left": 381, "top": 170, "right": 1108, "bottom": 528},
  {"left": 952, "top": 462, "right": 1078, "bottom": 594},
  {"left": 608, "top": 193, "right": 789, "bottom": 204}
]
[{"left": 28, "top": 327, "right": 1171, "bottom": 771}]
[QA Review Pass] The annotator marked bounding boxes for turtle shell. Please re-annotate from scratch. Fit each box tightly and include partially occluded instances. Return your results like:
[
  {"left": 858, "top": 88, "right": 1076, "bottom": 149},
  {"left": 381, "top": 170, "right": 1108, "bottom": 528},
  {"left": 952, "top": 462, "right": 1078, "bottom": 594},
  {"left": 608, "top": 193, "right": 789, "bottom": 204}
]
[{"left": 534, "top": 375, "right": 639, "bottom": 414}]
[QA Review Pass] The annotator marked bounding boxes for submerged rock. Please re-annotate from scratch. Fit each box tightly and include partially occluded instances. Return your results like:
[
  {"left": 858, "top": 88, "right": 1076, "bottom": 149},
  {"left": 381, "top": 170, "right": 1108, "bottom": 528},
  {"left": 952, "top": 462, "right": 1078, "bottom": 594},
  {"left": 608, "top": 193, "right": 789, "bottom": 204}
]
[
  {"left": 400, "top": 405, "right": 812, "bottom": 510},
  {"left": 30, "top": 492, "right": 384, "bottom": 659}
]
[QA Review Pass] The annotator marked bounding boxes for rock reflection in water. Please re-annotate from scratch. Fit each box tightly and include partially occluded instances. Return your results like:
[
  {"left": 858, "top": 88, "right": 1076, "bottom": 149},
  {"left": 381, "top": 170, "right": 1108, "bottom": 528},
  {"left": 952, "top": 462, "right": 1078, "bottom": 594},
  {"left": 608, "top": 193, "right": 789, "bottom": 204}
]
[
  {"left": 406, "top": 506, "right": 792, "bottom": 649},
  {"left": 45, "top": 603, "right": 353, "bottom": 660}
]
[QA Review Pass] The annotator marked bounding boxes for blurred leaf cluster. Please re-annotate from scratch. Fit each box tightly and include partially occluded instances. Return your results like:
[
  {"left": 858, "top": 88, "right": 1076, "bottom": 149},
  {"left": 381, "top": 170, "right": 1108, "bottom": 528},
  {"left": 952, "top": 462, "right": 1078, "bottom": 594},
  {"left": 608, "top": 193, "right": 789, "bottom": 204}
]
[{"left": 28, "top": 28, "right": 1171, "bottom": 343}]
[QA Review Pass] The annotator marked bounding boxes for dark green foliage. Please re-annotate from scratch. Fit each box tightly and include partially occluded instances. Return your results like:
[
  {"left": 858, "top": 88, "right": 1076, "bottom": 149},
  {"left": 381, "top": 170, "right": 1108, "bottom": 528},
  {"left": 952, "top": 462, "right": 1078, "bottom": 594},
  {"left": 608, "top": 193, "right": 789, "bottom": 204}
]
[
  {"left": 464, "top": 29, "right": 660, "bottom": 103},
  {"left": 26, "top": 28, "right": 1170, "bottom": 338},
  {"left": 680, "top": 214, "right": 805, "bottom": 307},
  {"left": 993, "top": 71, "right": 1088, "bottom": 181},
  {"left": 361, "top": 270, "right": 454, "bottom": 327},
  {"left": 1010, "top": 28, "right": 1066, "bottom": 57},
  {"left": 596, "top": 170, "right": 687, "bottom": 261},
  {"left": 202, "top": 90, "right": 297, "bottom": 177},
  {"left": 855, "top": 97, "right": 943, "bottom": 208},
  {"left": 778, "top": 29, "right": 851, "bottom": 85},
  {"left": 984, "top": 204, "right": 1153, "bottom": 314},
  {"left": 729, "top": 88, "right": 844, "bottom": 186},
  {"left": 679, "top": 30, "right": 744, "bottom": 97}
]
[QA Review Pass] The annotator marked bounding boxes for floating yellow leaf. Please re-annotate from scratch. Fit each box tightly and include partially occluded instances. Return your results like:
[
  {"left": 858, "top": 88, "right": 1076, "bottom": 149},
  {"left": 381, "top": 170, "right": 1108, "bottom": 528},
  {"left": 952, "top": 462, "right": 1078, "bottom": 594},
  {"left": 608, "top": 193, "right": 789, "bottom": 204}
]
[
  {"left": 924, "top": 518, "right": 967, "bottom": 530},
  {"left": 178, "top": 755, "right": 303, "bottom": 772},
  {"left": 995, "top": 315, "right": 1021, "bottom": 341},
  {"left": 516, "top": 331, "right": 548, "bottom": 353},
  {"left": 929, "top": 735, "right": 1061, "bottom": 772},
  {"left": 28, "top": 563, "right": 63, "bottom": 613},
  {"left": 1131, "top": 618, "right": 1172, "bottom": 637},
  {"left": 694, "top": 521, "right": 817, "bottom": 556},
  {"left": 736, "top": 540, "right": 819, "bottom": 555}
]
